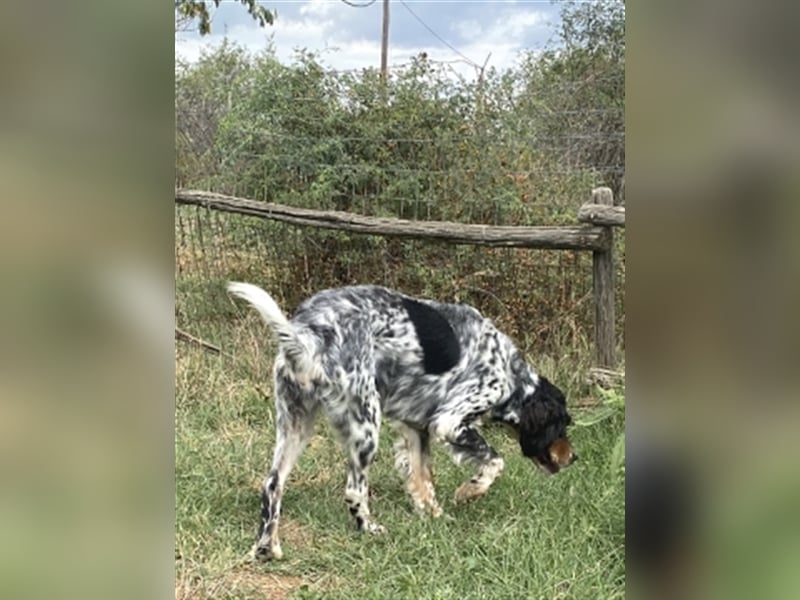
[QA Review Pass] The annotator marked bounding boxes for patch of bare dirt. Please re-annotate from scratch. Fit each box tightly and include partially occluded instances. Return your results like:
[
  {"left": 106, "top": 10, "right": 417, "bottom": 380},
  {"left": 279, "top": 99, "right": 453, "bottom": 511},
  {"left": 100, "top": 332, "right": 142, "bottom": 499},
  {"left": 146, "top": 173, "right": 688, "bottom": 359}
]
[
  {"left": 176, "top": 570, "right": 306, "bottom": 600},
  {"left": 229, "top": 570, "right": 305, "bottom": 600}
]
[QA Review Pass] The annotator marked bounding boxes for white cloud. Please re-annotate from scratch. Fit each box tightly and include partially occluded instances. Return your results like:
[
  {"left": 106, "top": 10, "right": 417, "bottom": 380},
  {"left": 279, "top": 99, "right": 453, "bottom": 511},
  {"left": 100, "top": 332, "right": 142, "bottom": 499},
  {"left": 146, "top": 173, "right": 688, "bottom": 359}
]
[
  {"left": 452, "top": 19, "right": 483, "bottom": 42},
  {"left": 484, "top": 10, "right": 548, "bottom": 45},
  {"left": 299, "top": 0, "right": 338, "bottom": 19},
  {"left": 175, "top": 37, "right": 204, "bottom": 65},
  {"left": 175, "top": 2, "right": 552, "bottom": 78}
]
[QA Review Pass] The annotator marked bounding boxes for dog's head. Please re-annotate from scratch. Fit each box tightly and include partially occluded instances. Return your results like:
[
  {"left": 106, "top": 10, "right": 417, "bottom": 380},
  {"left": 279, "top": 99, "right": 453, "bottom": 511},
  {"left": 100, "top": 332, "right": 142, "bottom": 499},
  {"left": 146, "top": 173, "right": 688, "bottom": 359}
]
[{"left": 516, "top": 377, "right": 576, "bottom": 475}]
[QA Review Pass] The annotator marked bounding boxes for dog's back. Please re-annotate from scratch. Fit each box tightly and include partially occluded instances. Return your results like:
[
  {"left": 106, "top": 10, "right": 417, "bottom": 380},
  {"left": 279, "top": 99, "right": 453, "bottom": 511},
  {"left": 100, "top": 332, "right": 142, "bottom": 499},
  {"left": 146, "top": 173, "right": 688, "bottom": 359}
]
[
  {"left": 293, "top": 285, "right": 480, "bottom": 358},
  {"left": 284, "top": 286, "right": 512, "bottom": 427}
]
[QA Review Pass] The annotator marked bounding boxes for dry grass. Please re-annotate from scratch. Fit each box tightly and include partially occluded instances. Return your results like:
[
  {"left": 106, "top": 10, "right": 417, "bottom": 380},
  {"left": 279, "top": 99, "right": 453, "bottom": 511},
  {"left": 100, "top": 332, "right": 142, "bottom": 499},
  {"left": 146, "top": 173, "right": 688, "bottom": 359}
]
[
  {"left": 224, "top": 571, "right": 305, "bottom": 600},
  {"left": 175, "top": 226, "right": 625, "bottom": 598},
  {"left": 176, "top": 570, "right": 306, "bottom": 600},
  {"left": 176, "top": 320, "right": 624, "bottom": 599}
]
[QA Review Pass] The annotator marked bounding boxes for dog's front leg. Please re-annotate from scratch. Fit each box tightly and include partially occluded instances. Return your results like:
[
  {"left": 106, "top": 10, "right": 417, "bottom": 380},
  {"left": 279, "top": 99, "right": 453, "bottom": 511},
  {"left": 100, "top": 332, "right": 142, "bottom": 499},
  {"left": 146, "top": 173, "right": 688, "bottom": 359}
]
[{"left": 444, "top": 426, "right": 505, "bottom": 504}]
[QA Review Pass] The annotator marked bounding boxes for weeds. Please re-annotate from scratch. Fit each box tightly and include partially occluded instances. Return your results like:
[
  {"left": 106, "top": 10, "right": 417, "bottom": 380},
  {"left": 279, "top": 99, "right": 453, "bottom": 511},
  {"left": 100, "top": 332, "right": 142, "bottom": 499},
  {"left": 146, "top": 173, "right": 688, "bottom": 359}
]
[{"left": 176, "top": 299, "right": 625, "bottom": 599}]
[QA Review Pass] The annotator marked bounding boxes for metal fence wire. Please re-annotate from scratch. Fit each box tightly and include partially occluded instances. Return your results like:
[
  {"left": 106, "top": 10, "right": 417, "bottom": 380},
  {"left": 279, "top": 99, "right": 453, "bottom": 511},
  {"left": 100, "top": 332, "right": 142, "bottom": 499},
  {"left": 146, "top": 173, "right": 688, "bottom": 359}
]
[{"left": 175, "top": 54, "right": 624, "bottom": 358}]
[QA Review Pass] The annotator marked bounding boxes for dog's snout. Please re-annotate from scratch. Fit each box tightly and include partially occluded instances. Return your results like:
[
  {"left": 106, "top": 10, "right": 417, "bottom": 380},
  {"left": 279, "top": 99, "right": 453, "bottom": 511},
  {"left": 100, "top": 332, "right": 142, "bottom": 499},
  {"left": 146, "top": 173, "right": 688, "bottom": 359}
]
[{"left": 548, "top": 438, "right": 576, "bottom": 469}]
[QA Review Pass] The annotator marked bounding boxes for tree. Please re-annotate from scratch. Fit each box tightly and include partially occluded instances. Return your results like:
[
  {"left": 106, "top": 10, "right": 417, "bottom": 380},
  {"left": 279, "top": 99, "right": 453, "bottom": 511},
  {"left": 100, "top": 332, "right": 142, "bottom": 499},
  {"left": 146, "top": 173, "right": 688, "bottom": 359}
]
[
  {"left": 519, "top": 0, "right": 625, "bottom": 198},
  {"left": 175, "top": 1, "right": 274, "bottom": 35}
]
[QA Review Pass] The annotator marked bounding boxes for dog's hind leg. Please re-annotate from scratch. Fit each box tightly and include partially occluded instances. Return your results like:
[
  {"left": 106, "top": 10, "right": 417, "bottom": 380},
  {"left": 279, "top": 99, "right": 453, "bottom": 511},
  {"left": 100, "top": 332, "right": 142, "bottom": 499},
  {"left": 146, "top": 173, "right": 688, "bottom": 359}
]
[
  {"left": 393, "top": 423, "right": 442, "bottom": 517},
  {"left": 252, "top": 366, "right": 317, "bottom": 561},
  {"left": 333, "top": 389, "right": 385, "bottom": 534}
]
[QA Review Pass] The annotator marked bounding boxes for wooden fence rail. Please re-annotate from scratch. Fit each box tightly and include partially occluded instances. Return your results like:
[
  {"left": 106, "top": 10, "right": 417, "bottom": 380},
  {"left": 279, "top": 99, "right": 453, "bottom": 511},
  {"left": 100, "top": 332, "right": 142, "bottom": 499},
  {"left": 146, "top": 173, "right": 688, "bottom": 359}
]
[
  {"left": 175, "top": 190, "right": 611, "bottom": 252},
  {"left": 175, "top": 187, "right": 623, "bottom": 368},
  {"left": 577, "top": 203, "right": 625, "bottom": 227}
]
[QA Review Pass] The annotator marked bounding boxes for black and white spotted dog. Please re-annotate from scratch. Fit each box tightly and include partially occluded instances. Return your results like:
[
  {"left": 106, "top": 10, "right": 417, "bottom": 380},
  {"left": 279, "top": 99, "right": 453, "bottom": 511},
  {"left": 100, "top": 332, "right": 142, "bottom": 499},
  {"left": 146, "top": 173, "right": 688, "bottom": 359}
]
[{"left": 227, "top": 282, "right": 576, "bottom": 560}]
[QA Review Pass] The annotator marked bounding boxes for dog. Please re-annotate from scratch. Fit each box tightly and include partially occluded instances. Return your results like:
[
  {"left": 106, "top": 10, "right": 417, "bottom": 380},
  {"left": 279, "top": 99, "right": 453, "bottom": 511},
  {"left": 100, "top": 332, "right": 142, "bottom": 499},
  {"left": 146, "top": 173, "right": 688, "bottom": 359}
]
[{"left": 227, "top": 282, "right": 576, "bottom": 560}]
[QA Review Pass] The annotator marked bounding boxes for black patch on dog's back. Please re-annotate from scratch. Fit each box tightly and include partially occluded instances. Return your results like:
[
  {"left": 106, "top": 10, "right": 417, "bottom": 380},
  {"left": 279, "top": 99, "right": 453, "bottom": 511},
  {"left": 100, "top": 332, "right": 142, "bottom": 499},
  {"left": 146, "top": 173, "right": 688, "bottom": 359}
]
[{"left": 401, "top": 297, "right": 460, "bottom": 374}]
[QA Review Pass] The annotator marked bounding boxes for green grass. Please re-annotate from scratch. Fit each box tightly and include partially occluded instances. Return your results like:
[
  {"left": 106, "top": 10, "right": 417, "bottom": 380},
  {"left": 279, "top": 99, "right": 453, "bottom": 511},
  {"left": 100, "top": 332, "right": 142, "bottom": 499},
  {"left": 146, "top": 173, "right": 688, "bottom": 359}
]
[{"left": 176, "top": 300, "right": 624, "bottom": 600}]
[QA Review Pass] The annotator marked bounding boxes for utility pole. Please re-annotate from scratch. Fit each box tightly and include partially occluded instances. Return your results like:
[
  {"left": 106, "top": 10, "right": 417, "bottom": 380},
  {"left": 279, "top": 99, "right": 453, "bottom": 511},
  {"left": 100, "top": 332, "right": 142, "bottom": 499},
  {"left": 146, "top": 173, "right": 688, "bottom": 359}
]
[{"left": 380, "top": 0, "right": 390, "bottom": 82}]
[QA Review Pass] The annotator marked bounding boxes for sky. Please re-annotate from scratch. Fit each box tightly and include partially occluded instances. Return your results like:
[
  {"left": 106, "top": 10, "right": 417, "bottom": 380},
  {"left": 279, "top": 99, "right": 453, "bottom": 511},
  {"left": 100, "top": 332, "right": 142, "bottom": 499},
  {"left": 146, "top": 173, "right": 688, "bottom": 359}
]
[{"left": 175, "top": 0, "right": 563, "bottom": 77}]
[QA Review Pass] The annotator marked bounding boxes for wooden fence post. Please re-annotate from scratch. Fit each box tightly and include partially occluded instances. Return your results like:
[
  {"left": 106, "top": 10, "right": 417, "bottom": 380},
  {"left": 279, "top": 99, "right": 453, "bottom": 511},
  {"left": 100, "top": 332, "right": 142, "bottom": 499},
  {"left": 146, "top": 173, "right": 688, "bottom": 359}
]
[{"left": 591, "top": 187, "right": 616, "bottom": 368}]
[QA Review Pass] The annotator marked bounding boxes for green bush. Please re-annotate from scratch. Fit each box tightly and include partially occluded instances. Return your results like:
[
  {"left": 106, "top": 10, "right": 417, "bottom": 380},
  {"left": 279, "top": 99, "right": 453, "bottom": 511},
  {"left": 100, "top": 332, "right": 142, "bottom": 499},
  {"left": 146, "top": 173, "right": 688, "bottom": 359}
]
[{"left": 175, "top": 1, "right": 625, "bottom": 358}]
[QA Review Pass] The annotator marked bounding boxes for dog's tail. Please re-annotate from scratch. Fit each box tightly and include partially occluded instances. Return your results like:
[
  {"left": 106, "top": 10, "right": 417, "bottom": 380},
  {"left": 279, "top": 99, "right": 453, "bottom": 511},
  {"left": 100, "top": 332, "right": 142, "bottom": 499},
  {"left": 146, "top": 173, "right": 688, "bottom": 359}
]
[{"left": 227, "top": 282, "right": 320, "bottom": 383}]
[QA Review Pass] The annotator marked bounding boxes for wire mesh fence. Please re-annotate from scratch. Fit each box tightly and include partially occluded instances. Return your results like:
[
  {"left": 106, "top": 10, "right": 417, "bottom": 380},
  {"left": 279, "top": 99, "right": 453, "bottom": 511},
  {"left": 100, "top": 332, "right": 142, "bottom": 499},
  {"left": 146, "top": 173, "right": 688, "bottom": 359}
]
[{"left": 175, "top": 48, "right": 624, "bottom": 360}]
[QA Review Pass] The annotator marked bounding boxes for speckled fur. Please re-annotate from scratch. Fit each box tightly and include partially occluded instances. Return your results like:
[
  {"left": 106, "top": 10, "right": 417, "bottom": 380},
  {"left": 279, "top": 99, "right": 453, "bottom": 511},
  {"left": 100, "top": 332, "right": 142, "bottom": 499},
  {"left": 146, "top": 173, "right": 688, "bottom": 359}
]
[{"left": 227, "top": 282, "right": 574, "bottom": 561}]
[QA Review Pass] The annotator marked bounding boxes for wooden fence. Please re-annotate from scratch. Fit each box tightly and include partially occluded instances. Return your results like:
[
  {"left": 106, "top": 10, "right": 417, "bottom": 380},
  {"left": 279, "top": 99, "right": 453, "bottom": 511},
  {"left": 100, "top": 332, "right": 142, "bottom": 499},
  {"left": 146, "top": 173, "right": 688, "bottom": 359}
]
[{"left": 175, "top": 186, "right": 625, "bottom": 368}]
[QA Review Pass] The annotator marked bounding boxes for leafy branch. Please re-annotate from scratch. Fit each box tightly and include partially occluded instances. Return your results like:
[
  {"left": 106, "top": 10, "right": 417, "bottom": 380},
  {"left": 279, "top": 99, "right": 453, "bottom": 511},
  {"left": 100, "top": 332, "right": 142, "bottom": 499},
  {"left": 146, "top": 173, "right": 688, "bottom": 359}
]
[{"left": 175, "top": 0, "right": 275, "bottom": 36}]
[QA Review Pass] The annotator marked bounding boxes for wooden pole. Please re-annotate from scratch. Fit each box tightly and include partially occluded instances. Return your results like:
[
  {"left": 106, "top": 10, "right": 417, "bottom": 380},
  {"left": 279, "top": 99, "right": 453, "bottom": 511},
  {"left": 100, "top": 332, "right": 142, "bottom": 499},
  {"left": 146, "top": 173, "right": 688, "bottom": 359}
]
[
  {"left": 591, "top": 187, "right": 616, "bottom": 368},
  {"left": 380, "top": 0, "right": 389, "bottom": 82}
]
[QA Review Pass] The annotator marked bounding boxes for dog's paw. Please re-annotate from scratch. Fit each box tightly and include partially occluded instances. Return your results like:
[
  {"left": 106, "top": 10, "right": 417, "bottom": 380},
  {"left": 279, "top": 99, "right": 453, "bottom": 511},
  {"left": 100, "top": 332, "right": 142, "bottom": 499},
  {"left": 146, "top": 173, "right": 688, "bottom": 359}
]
[
  {"left": 364, "top": 522, "right": 386, "bottom": 534},
  {"left": 413, "top": 503, "right": 444, "bottom": 518},
  {"left": 454, "top": 480, "right": 488, "bottom": 504},
  {"left": 249, "top": 542, "right": 283, "bottom": 562},
  {"left": 411, "top": 496, "right": 443, "bottom": 518}
]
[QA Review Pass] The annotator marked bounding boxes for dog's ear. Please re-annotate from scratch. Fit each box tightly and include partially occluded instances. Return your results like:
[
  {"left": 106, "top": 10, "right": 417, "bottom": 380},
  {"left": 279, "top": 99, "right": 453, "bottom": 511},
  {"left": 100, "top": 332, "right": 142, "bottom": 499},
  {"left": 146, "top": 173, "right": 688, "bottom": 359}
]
[{"left": 518, "top": 377, "right": 571, "bottom": 459}]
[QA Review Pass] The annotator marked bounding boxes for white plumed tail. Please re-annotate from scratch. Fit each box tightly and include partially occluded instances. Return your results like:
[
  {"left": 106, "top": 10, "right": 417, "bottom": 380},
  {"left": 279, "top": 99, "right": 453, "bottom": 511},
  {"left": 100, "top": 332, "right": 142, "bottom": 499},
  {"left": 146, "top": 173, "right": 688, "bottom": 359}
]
[
  {"left": 227, "top": 282, "right": 293, "bottom": 341},
  {"left": 227, "top": 282, "right": 320, "bottom": 383}
]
